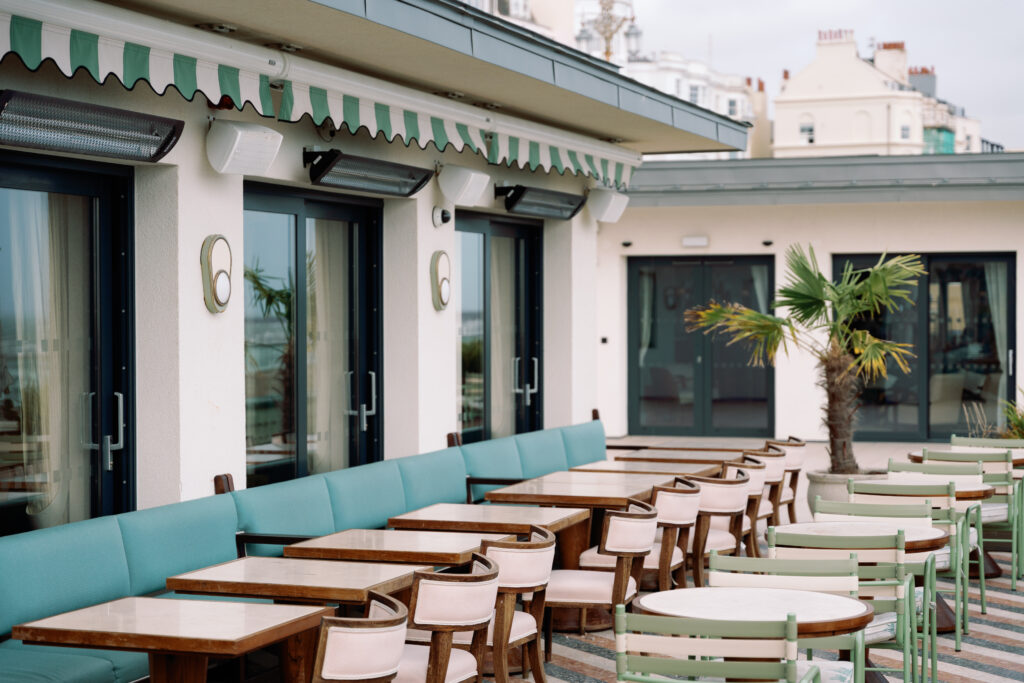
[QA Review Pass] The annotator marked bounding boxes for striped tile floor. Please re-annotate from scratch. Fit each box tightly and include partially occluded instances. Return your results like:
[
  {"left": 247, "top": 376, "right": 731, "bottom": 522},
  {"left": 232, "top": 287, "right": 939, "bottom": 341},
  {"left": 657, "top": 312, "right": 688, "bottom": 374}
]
[{"left": 540, "top": 552, "right": 1023, "bottom": 683}]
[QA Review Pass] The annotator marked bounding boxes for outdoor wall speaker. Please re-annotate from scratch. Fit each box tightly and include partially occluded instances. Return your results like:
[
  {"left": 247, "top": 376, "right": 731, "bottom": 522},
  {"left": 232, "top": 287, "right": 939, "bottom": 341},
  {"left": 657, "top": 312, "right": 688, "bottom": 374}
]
[
  {"left": 206, "top": 120, "right": 283, "bottom": 175},
  {"left": 304, "top": 148, "right": 432, "bottom": 197},
  {"left": 430, "top": 250, "right": 452, "bottom": 311},
  {"left": 0, "top": 90, "right": 183, "bottom": 162},
  {"left": 588, "top": 188, "right": 630, "bottom": 223},
  {"left": 494, "top": 184, "right": 586, "bottom": 220},
  {"left": 437, "top": 164, "right": 491, "bottom": 205}
]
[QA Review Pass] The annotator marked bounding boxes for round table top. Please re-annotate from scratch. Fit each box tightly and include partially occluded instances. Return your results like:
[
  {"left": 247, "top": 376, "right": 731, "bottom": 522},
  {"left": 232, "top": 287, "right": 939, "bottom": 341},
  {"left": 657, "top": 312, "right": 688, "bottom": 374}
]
[
  {"left": 774, "top": 521, "right": 949, "bottom": 552},
  {"left": 871, "top": 477, "right": 993, "bottom": 500},
  {"left": 637, "top": 587, "right": 873, "bottom": 637}
]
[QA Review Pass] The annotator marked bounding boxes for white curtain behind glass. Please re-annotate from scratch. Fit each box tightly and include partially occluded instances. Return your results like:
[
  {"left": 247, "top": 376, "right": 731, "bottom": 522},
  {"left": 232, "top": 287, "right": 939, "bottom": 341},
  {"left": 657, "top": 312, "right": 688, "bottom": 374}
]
[
  {"left": 489, "top": 237, "right": 515, "bottom": 438},
  {"left": 751, "top": 264, "right": 770, "bottom": 313},
  {"left": 984, "top": 262, "right": 1008, "bottom": 429},
  {"left": 307, "top": 219, "right": 350, "bottom": 473},
  {"left": 7, "top": 191, "right": 89, "bottom": 527},
  {"left": 638, "top": 270, "right": 654, "bottom": 368}
]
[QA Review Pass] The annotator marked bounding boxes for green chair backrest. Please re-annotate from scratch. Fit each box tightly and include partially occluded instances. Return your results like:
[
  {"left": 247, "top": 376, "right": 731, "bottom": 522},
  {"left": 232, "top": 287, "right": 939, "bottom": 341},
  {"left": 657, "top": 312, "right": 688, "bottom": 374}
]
[
  {"left": 614, "top": 605, "right": 803, "bottom": 683},
  {"left": 812, "top": 496, "right": 935, "bottom": 527},
  {"left": 848, "top": 479, "right": 956, "bottom": 509},
  {"left": 708, "top": 550, "right": 859, "bottom": 595},
  {"left": 951, "top": 434, "right": 1024, "bottom": 449},
  {"left": 923, "top": 448, "right": 1013, "bottom": 494}
]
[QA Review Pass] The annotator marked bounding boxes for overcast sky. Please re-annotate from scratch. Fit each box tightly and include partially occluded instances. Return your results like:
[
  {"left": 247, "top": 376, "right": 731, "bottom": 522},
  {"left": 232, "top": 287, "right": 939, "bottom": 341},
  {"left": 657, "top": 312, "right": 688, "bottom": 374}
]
[{"left": 630, "top": 0, "right": 1024, "bottom": 150}]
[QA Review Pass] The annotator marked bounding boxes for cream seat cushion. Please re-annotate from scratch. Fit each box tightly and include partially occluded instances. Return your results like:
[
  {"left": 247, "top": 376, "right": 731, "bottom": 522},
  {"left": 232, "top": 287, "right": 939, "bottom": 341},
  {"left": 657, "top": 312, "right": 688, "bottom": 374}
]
[
  {"left": 395, "top": 644, "right": 477, "bottom": 683},
  {"left": 758, "top": 498, "right": 774, "bottom": 518},
  {"left": 864, "top": 611, "right": 899, "bottom": 644},
  {"left": 796, "top": 660, "right": 855, "bottom": 683},
  {"left": 981, "top": 502, "right": 1009, "bottom": 523},
  {"left": 578, "top": 544, "right": 683, "bottom": 570},
  {"left": 780, "top": 487, "right": 795, "bottom": 503},
  {"left": 405, "top": 610, "right": 536, "bottom": 646},
  {"left": 690, "top": 528, "right": 739, "bottom": 553},
  {"left": 545, "top": 570, "right": 638, "bottom": 604}
]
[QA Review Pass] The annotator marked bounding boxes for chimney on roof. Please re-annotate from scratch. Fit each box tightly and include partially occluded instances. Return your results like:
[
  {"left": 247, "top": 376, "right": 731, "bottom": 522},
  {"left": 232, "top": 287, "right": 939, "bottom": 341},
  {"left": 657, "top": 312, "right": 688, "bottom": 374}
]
[
  {"left": 815, "top": 29, "right": 857, "bottom": 59},
  {"left": 782, "top": 69, "right": 789, "bottom": 80},
  {"left": 758, "top": 78, "right": 764, "bottom": 92},
  {"left": 909, "top": 65, "right": 937, "bottom": 98},
  {"left": 874, "top": 40, "right": 909, "bottom": 85},
  {"left": 745, "top": 77, "right": 752, "bottom": 86}
]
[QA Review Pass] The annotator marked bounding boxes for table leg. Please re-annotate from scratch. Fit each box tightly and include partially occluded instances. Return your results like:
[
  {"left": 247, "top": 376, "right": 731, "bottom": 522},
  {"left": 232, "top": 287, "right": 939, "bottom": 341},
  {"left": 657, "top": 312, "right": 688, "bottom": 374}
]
[
  {"left": 280, "top": 626, "right": 318, "bottom": 683},
  {"left": 968, "top": 549, "right": 1002, "bottom": 579},
  {"left": 555, "top": 518, "right": 590, "bottom": 570},
  {"left": 147, "top": 653, "right": 208, "bottom": 683}
]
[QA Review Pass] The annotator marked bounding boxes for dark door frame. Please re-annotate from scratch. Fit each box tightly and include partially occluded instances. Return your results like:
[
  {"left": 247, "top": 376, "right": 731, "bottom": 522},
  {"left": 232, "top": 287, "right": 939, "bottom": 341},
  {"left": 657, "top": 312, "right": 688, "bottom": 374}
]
[
  {"left": 836, "top": 251, "right": 1017, "bottom": 442},
  {"left": 0, "top": 150, "right": 135, "bottom": 517},
  {"left": 627, "top": 255, "right": 775, "bottom": 437},
  {"left": 243, "top": 183, "right": 384, "bottom": 476},
  {"left": 456, "top": 212, "right": 543, "bottom": 443}
]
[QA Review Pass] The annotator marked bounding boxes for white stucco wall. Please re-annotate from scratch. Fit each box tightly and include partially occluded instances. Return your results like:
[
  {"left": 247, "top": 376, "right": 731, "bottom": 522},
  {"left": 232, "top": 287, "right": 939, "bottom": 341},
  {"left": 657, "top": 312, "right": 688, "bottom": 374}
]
[
  {"left": 597, "top": 200, "right": 1024, "bottom": 440},
  {"left": 0, "top": 49, "right": 608, "bottom": 503}
]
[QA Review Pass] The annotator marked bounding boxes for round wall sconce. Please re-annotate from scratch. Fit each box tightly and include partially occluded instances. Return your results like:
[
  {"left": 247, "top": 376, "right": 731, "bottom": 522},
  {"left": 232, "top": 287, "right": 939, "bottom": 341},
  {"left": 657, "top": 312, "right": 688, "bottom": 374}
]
[
  {"left": 430, "top": 250, "right": 452, "bottom": 311},
  {"left": 201, "top": 234, "right": 232, "bottom": 313}
]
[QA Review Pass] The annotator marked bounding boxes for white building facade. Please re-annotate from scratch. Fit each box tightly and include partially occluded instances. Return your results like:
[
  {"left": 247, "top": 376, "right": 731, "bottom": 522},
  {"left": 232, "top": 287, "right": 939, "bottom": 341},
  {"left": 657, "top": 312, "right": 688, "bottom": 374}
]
[
  {"left": 775, "top": 31, "right": 985, "bottom": 158},
  {"left": 0, "top": 0, "right": 744, "bottom": 533}
]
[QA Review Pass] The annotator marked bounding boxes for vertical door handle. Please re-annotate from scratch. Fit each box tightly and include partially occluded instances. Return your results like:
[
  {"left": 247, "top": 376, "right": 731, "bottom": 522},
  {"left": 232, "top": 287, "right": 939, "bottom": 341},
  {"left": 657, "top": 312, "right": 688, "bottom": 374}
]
[
  {"left": 103, "top": 392, "right": 124, "bottom": 472},
  {"left": 512, "top": 357, "right": 523, "bottom": 395},
  {"left": 1010, "top": 349, "right": 1015, "bottom": 377},
  {"left": 80, "top": 392, "right": 98, "bottom": 451},
  {"left": 345, "top": 371, "right": 358, "bottom": 417},
  {"left": 526, "top": 357, "right": 539, "bottom": 407},
  {"left": 359, "top": 371, "right": 377, "bottom": 432}
]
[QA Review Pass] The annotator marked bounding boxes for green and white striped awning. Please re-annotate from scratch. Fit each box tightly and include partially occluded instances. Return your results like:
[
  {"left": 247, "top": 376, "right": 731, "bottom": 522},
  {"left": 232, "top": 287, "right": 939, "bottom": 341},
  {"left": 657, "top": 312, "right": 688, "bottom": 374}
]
[
  {"left": 0, "top": 11, "right": 276, "bottom": 116},
  {"left": 278, "top": 81, "right": 636, "bottom": 188},
  {"left": 0, "top": 7, "right": 638, "bottom": 188}
]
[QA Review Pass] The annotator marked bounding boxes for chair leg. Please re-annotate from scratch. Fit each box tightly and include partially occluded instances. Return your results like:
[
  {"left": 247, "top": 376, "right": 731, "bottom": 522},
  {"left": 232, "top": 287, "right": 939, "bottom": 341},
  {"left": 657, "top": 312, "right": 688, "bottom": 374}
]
[
  {"left": 786, "top": 499, "right": 797, "bottom": 524},
  {"left": 543, "top": 607, "right": 553, "bottom": 662},
  {"left": 491, "top": 593, "right": 515, "bottom": 683},
  {"left": 526, "top": 635, "right": 547, "bottom": 683}
]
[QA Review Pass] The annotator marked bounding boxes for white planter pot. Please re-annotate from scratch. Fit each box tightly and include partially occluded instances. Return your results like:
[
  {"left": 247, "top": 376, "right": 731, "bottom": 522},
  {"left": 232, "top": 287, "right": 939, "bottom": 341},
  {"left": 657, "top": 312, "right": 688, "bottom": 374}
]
[{"left": 805, "top": 469, "right": 887, "bottom": 511}]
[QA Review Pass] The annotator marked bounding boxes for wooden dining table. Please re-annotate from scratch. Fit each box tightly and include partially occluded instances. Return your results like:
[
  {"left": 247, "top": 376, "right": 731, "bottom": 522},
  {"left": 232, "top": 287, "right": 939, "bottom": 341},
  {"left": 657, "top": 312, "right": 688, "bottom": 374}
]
[
  {"left": 387, "top": 503, "right": 590, "bottom": 567},
  {"left": 773, "top": 521, "right": 950, "bottom": 553},
  {"left": 166, "top": 556, "right": 427, "bottom": 605},
  {"left": 606, "top": 435, "right": 770, "bottom": 452},
  {"left": 612, "top": 448, "right": 747, "bottom": 465},
  {"left": 570, "top": 459, "right": 721, "bottom": 477},
  {"left": 283, "top": 528, "right": 509, "bottom": 565},
  {"left": 12, "top": 597, "right": 331, "bottom": 683},
  {"left": 483, "top": 470, "right": 674, "bottom": 508}
]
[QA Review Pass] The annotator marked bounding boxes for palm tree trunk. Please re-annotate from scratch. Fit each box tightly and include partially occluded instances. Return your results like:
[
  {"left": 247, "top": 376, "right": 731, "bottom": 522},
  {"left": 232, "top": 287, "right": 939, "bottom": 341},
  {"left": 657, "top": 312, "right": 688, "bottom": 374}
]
[{"left": 820, "top": 345, "right": 860, "bottom": 474}]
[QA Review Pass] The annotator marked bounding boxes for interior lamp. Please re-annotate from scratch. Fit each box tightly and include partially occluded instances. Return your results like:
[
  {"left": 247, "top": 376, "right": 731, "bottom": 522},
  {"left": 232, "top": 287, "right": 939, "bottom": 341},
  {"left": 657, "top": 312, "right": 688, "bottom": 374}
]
[
  {"left": 304, "top": 148, "right": 432, "bottom": 197},
  {"left": 0, "top": 90, "right": 183, "bottom": 162},
  {"left": 494, "top": 184, "right": 587, "bottom": 220}
]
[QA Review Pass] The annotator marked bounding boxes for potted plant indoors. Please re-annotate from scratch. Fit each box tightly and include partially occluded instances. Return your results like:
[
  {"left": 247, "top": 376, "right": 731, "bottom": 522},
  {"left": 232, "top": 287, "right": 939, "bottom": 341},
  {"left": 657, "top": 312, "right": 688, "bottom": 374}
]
[{"left": 685, "top": 245, "right": 925, "bottom": 500}]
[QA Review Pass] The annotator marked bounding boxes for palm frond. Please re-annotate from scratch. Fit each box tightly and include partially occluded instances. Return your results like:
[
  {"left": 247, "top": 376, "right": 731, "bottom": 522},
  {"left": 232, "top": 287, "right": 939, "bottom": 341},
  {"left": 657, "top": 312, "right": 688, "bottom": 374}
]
[
  {"left": 774, "top": 244, "right": 830, "bottom": 326},
  {"left": 847, "top": 328, "right": 915, "bottom": 380},
  {"left": 684, "top": 302, "right": 792, "bottom": 367},
  {"left": 848, "top": 253, "right": 926, "bottom": 317}
]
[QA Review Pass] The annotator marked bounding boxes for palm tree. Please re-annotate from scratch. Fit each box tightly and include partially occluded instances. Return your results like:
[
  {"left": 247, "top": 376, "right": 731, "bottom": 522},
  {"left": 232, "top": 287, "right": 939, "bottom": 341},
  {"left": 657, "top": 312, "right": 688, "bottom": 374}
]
[{"left": 684, "top": 245, "right": 925, "bottom": 473}]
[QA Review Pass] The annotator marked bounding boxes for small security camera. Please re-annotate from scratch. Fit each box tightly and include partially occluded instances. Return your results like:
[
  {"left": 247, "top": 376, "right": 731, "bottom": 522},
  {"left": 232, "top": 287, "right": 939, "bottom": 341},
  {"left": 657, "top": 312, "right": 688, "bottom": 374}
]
[
  {"left": 621, "top": 241, "right": 633, "bottom": 248},
  {"left": 762, "top": 239, "right": 774, "bottom": 247},
  {"left": 432, "top": 206, "right": 452, "bottom": 227}
]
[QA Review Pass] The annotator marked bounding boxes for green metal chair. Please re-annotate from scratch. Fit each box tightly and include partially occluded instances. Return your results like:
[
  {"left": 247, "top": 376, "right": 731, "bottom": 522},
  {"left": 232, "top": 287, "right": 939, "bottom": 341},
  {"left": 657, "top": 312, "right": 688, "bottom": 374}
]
[
  {"left": 887, "top": 459, "right": 989, "bottom": 614},
  {"left": 707, "top": 552, "right": 865, "bottom": 683},
  {"left": 768, "top": 528, "right": 917, "bottom": 683},
  {"left": 922, "top": 447, "right": 1019, "bottom": 591},
  {"left": 614, "top": 605, "right": 838, "bottom": 683}
]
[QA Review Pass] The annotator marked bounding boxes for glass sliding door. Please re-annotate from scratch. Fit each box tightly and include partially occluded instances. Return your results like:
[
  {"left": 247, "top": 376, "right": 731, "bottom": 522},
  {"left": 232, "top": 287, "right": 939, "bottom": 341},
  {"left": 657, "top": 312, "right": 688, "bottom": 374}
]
[
  {"left": 0, "top": 154, "right": 133, "bottom": 536},
  {"left": 837, "top": 253, "right": 1015, "bottom": 440},
  {"left": 244, "top": 187, "right": 381, "bottom": 487},
  {"left": 456, "top": 215, "right": 541, "bottom": 443},
  {"left": 628, "top": 257, "right": 774, "bottom": 436}
]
